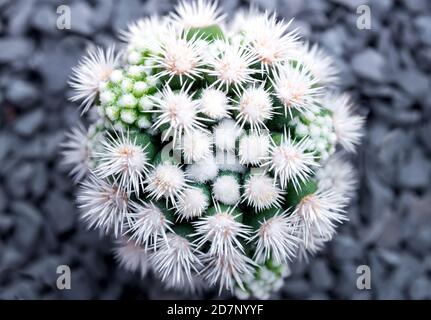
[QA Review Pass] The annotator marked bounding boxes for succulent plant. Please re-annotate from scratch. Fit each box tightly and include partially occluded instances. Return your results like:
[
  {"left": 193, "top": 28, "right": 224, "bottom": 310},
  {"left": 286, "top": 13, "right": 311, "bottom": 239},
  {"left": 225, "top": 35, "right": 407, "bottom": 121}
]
[{"left": 62, "top": 0, "right": 364, "bottom": 299}]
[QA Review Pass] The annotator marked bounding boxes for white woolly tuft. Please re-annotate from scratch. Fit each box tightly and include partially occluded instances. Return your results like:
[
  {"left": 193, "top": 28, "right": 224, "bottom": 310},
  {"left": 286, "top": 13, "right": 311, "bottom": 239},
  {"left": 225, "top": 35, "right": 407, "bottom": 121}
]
[
  {"left": 199, "top": 88, "right": 231, "bottom": 120},
  {"left": 229, "top": 8, "right": 262, "bottom": 36},
  {"left": 69, "top": 46, "right": 120, "bottom": 113},
  {"left": 242, "top": 173, "right": 284, "bottom": 211},
  {"left": 215, "top": 150, "right": 245, "bottom": 173},
  {"left": 200, "top": 246, "right": 256, "bottom": 292},
  {"left": 77, "top": 175, "right": 133, "bottom": 238},
  {"left": 212, "top": 175, "right": 241, "bottom": 205},
  {"left": 151, "top": 86, "right": 207, "bottom": 143},
  {"left": 252, "top": 211, "right": 299, "bottom": 264},
  {"left": 262, "top": 130, "right": 318, "bottom": 191},
  {"left": 118, "top": 93, "right": 137, "bottom": 108},
  {"left": 235, "top": 83, "right": 274, "bottom": 132},
  {"left": 171, "top": 0, "right": 226, "bottom": 29},
  {"left": 152, "top": 29, "right": 206, "bottom": 84},
  {"left": 61, "top": 124, "right": 92, "bottom": 183},
  {"left": 317, "top": 154, "right": 357, "bottom": 198},
  {"left": 247, "top": 13, "right": 299, "bottom": 71},
  {"left": 113, "top": 239, "right": 150, "bottom": 278},
  {"left": 192, "top": 203, "right": 250, "bottom": 256},
  {"left": 293, "top": 189, "right": 348, "bottom": 249},
  {"left": 324, "top": 93, "right": 365, "bottom": 153},
  {"left": 273, "top": 63, "right": 322, "bottom": 118},
  {"left": 93, "top": 131, "right": 151, "bottom": 195},
  {"left": 127, "top": 201, "right": 172, "bottom": 250},
  {"left": 213, "top": 118, "right": 243, "bottom": 152},
  {"left": 291, "top": 42, "right": 339, "bottom": 85},
  {"left": 150, "top": 233, "right": 203, "bottom": 290},
  {"left": 238, "top": 132, "right": 270, "bottom": 165},
  {"left": 181, "top": 130, "right": 213, "bottom": 163},
  {"left": 207, "top": 41, "right": 258, "bottom": 94},
  {"left": 120, "top": 16, "right": 168, "bottom": 54},
  {"left": 186, "top": 155, "right": 219, "bottom": 183},
  {"left": 176, "top": 187, "right": 209, "bottom": 221},
  {"left": 296, "top": 224, "right": 327, "bottom": 262},
  {"left": 146, "top": 163, "right": 188, "bottom": 204}
]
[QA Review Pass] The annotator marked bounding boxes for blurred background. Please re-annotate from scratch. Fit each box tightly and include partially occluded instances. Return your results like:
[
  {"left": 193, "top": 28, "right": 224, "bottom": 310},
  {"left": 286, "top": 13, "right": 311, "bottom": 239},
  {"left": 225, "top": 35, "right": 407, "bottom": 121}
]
[{"left": 0, "top": 0, "right": 430, "bottom": 299}]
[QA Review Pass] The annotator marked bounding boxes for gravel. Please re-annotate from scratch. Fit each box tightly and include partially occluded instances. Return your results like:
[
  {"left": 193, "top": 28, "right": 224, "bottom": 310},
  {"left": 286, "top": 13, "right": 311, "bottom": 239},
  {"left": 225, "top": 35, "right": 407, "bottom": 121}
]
[{"left": 1, "top": 0, "right": 431, "bottom": 300}]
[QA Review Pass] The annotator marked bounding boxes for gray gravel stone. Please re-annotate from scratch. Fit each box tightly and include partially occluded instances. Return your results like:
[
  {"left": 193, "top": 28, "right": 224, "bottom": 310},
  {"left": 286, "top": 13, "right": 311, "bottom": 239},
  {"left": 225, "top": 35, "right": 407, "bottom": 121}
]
[
  {"left": 23, "top": 255, "right": 62, "bottom": 286},
  {"left": 410, "top": 193, "right": 431, "bottom": 226},
  {"left": 0, "top": 245, "right": 25, "bottom": 272},
  {"left": 0, "top": 214, "right": 13, "bottom": 234},
  {"left": 0, "top": 132, "right": 13, "bottom": 163},
  {"left": 405, "top": 0, "right": 430, "bottom": 13},
  {"left": 14, "top": 110, "right": 45, "bottom": 137},
  {"left": 0, "top": 281, "right": 37, "bottom": 299},
  {"left": 35, "top": 37, "right": 87, "bottom": 92},
  {"left": 370, "top": 0, "right": 393, "bottom": 15},
  {"left": 365, "top": 175, "right": 394, "bottom": 221},
  {"left": 6, "top": 79, "right": 39, "bottom": 108},
  {"left": 30, "top": 162, "right": 48, "bottom": 199},
  {"left": 309, "top": 259, "right": 334, "bottom": 291},
  {"left": 282, "top": 278, "right": 311, "bottom": 299},
  {"left": 6, "top": 162, "right": 34, "bottom": 198},
  {"left": 331, "top": 236, "right": 363, "bottom": 261},
  {"left": 330, "top": 0, "right": 369, "bottom": 10},
  {"left": 91, "top": 0, "right": 114, "bottom": 30},
  {"left": 351, "top": 49, "right": 388, "bottom": 82},
  {"left": 58, "top": 269, "right": 95, "bottom": 299},
  {"left": 10, "top": 201, "right": 42, "bottom": 250},
  {"left": 42, "top": 192, "right": 76, "bottom": 235},
  {"left": 112, "top": 0, "right": 143, "bottom": 32},
  {"left": 68, "top": 2, "right": 95, "bottom": 35},
  {"left": 396, "top": 68, "right": 430, "bottom": 98},
  {"left": 398, "top": 148, "right": 431, "bottom": 189},
  {"left": 320, "top": 26, "right": 346, "bottom": 56},
  {"left": 0, "top": 186, "right": 6, "bottom": 212},
  {"left": 5, "top": 0, "right": 35, "bottom": 36},
  {"left": 414, "top": 15, "right": 431, "bottom": 45},
  {"left": 0, "top": 37, "right": 34, "bottom": 63},
  {"left": 409, "top": 276, "right": 431, "bottom": 299},
  {"left": 31, "top": 4, "right": 59, "bottom": 34}
]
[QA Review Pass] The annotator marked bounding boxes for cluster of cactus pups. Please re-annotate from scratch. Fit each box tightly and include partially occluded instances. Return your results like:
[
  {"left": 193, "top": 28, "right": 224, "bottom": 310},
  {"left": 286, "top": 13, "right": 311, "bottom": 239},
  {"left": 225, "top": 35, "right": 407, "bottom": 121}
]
[{"left": 62, "top": 0, "right": 364, "bottom": 299}]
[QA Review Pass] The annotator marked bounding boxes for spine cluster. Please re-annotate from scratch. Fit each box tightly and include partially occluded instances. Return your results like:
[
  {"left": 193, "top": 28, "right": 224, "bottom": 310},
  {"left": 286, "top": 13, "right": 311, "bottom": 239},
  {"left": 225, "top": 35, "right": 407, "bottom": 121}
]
[{"left": 63, "top": 0, "right": 364, "bottom": 299}]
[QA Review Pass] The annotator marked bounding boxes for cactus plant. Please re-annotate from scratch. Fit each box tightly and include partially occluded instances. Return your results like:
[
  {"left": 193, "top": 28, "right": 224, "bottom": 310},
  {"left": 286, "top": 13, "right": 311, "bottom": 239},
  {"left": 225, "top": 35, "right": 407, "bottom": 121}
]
[{"left": 62, "top": 0, "right": 364, "bottom": 299}]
